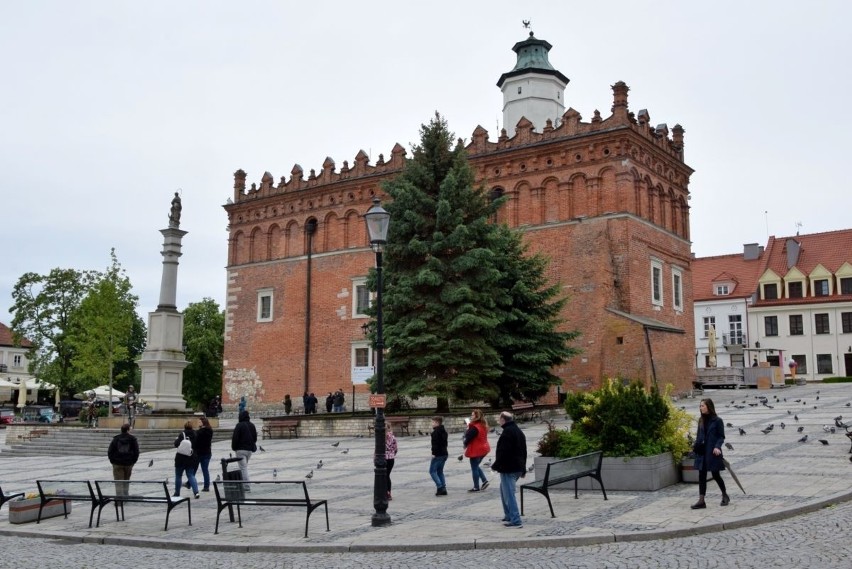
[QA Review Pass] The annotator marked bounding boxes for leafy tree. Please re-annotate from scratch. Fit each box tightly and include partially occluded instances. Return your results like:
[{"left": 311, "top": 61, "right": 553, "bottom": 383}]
[
  {"left": 68, "top": 250, "right": 140, "bottom": 396},
  {"left": 378, "top": 113, "right": 505, "bottom": 409},
  {"left": 488, "top": 225, "right": 580, "bottom": 407},
  {"left": 9, "top": 267, "right": 98, "bottom": 396},
  {"left": 182, "top": 298, "right": 225, "bottom": 409}
]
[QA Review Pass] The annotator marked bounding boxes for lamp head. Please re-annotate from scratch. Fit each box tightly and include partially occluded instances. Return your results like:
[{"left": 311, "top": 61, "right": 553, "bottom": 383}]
[{"left": 364, "top": 197, "right": 390, "bottom": 252}]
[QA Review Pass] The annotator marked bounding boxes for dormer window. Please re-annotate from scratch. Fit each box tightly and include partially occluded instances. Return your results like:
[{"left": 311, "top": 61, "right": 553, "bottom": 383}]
[
  {"left": 788, "top": 281, "right": 804, "bottom": 298},
  {"left": 763, "top": 283, "right": 778, "bottom": 300},
  {"left": 714, "top": 284, "right": 730, "bottom": 296},
  {"left": 814, "top": 279, "right": 829, "bottom": 297}
]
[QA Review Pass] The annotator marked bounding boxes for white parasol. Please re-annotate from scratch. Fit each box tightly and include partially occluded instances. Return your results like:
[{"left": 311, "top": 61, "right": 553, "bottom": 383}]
[
  {"left": 707, "top": 324, "right": 718, "bottom": 368},
  {"left": 74, "top": 385, "right": 125, "bottom": 401},
  {"left": 16, "top": 383, "right": 28, "bottom": 408}
]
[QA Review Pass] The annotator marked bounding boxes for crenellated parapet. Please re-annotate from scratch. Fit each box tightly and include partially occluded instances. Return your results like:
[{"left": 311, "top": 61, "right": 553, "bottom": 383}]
[{"left": 231, "top": 143, "right": 408, "bottom": 204}]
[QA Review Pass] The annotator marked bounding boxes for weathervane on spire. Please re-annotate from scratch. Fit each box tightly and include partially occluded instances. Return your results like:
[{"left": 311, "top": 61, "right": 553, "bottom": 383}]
[{"left": 522, "top": 19, "right": 533, "bottom": 36}]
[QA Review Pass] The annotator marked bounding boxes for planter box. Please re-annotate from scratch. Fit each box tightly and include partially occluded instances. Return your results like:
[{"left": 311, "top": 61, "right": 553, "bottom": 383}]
[
  {"left": 8, "top": 497, "right": 71, "bottom": 524},
  {"left": 681, "top": 458, "right": 699, "bottom": 483},
  {"left": 535, "top": 452, "right": 678, "bottom": 492}
]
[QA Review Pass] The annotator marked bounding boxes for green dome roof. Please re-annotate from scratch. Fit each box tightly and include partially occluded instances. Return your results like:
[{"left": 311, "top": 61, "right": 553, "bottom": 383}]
[{"left": 497, "top": 32, "right": 568, "bottom": 88}]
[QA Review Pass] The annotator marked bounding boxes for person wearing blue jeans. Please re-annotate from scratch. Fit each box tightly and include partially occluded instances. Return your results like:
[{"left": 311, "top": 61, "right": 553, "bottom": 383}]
[
  {"left": 173, "top": 421, "right": 200, "bottom": 498},
  {"left": 429, "top": 416, "right": 449, "bottom": 495},
  {"left": 491, "top": 411, "right": 527, "bottom": 527},
  {"left": 195, "top": 416, "right": 214, "bottom": 491}
]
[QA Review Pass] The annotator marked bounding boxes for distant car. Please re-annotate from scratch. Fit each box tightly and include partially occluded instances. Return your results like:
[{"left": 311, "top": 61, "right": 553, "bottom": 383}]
[
  {"left": 59, "top": 400, "right": 83, "bottom": 418},
  {"left": 22, "top": 405, "right": 55, "bottom": 423},
  {"left": 0, "top": 408, "right": 14, "bottom": 425}
]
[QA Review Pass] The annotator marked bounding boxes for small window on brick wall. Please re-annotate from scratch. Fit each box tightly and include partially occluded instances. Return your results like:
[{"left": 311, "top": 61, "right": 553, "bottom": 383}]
[
  {"left": 257, "top": 289, "right": 273, "bottom": 322},
  {"left": 650, "top": 259, "right": 663, "bottom": 307}
]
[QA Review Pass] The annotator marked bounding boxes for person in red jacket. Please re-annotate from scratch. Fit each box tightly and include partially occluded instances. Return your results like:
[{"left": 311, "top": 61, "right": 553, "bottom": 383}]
[{"left": 463, "top": 408, "right": 491, "bottom": 492}]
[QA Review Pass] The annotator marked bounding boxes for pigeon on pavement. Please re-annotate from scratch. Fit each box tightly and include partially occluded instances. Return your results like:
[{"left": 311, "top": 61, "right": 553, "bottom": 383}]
[
  {"left": 724, "top": 442, "right": 734, "bottom": 450},
  {"left": 148, "top": 459, "right": 154, "bottom": 467},
  {"left": 798, "top": 435, "right": 808, "bottom": 443}
]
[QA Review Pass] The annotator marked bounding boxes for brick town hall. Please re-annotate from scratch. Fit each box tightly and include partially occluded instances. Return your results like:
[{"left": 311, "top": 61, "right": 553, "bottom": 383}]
[{"left": 221, "top": 32, "right": 696, "bottom": 407}]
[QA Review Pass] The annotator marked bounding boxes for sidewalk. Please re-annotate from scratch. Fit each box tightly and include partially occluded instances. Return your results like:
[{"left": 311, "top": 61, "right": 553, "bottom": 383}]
[{"left": 1, "top": 382, "right": 850, "bottom": 552}]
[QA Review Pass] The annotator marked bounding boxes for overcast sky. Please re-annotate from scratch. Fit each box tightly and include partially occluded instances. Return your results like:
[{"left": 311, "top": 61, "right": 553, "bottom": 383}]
[{"left": 2, "top": 1, "right": 849, "bottom": 326}]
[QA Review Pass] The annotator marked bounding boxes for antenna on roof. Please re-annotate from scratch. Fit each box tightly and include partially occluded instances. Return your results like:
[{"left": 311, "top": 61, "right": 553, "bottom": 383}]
[
  {"left": 795, "top": 221, "right": 802, "bottom": 236},
  {"left": 764, "top": 210, "right": 769, "bottom": 238}
]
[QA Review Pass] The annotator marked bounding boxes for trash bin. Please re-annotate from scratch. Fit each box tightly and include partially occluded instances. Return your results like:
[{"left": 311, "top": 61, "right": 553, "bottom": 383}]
[{"left": 221, "top": 457, "right": 244, "bottom": 521}]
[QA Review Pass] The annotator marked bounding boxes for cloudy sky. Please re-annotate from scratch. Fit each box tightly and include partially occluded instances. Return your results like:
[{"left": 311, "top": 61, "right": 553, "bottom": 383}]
[{"left": 1, "top": 1, "right": 849, "bottom": 325}]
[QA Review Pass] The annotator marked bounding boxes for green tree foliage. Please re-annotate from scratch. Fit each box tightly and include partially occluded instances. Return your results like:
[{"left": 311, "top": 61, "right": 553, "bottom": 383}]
[
  {"left": 68, "top": 250, "right": 141, "bottom": 395},
  {"left": 489, "top": 225, "right": 580, "bottom": 407},
  {"left": 181, "top": 298, "right": 225, "bottom": 409},
  {"left": 378, "top": 113, "right": 504, "bottom": 405},
  {"left": 376, "top": 113, "right": 578, "bottom": 408},
  {"left": 9, "top": 267, "right": 99, "bottom": 395}
]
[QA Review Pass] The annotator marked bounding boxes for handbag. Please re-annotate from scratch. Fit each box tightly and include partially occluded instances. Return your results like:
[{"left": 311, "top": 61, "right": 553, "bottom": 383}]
[{"left": 176, "top": 432, "right": 193, "bottom": 456}]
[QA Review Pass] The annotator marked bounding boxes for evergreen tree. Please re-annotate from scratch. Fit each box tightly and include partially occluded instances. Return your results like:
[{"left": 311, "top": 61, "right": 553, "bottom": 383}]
[
  {"left": 489, "top": 225, "right": 580, "bottom": 407},
  {"left": 182, "top": 298, "right": 225, "bottom": 408},
  {"left": 379, "top": 113, "right": 505, "bottom": 405}
]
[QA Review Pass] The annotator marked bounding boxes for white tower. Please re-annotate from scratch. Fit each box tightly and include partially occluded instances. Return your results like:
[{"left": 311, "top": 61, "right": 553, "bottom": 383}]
[
  {"left": 497, "top": 32, "right": 569, "bottom": 137},
  {"left": 138, "top": 192, "right": 189, "bottom": 411}
]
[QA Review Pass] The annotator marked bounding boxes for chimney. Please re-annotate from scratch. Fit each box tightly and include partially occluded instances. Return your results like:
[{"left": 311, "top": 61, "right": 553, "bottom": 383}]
[{"left": 743, "top": 243, "right": 761, "bottom": 260}]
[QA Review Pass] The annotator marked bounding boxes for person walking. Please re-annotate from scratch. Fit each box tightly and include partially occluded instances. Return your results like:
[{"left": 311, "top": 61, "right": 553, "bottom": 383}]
[
  {"left": 231, "top": 410, "right": 257, "bottom": 483},
  {"left": 491, "top": 411, "right": 526, "bottom": 528},
  {"left": 385, "top": 429, "right": 398, "bottom": 500},
  {"left": 238, "top": 395, "right": 247, "bottom": 415},
  {"left": 174, "top": 420, "right": 200, "bottom": 498},
  {"left": 195, "top": 416, "right": 214, "bottom": 492},
  {"left": 429, "top": 416, "right": 449, "bottom": 495},
  {"left": 107, "top": 423, "right": 139, "bottom": 496},
  {"left": 691, "top": 398, "right": 729, "bottom": 509},
  {"left": 463, "top": 408, "right": 491, "bottom": 492}
]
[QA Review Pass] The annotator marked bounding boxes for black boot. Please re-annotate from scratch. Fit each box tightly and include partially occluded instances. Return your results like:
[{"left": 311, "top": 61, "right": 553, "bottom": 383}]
[
  {"left": 691, "top": 498, "right": 706, "bottom": 509},
  {"left": 721, "top": 493, "right": 730, "bottom": 506}
]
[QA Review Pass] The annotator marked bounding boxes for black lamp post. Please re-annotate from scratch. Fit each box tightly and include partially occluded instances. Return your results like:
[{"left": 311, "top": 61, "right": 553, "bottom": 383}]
[{"left": 364, "top": 197, "right": 391, "bottom": 527}]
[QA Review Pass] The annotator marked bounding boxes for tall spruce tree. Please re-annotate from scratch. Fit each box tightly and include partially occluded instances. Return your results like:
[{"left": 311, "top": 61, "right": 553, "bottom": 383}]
[
  {"left": 489, "top": 225, "right": 580, "bottom": 407},
  {"left": 376, "top": 113, "right": 579, "bottom": 409},
  {"left": 380, "top": 114, "right": 505, "bottom": 406}
]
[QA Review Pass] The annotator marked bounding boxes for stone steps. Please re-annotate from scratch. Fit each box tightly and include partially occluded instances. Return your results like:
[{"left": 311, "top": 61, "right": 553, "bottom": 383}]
[{"left": 0, "top": 428, "right": 232, "bottom": 458}]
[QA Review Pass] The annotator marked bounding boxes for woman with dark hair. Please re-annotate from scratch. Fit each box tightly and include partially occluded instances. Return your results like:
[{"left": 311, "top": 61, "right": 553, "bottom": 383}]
[
  {"left": 174, "top": 420, "right": 200, "bottom": 498},
  {"left": 196, "top": 416, "right": 214, "bottom": 492},
  {"left": 691, "top": 398, "right": 729, "bottom": 509}
]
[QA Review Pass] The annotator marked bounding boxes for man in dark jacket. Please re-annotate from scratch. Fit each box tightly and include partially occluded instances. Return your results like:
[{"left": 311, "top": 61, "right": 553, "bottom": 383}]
[
  {"left": 491, "top": 411, "right": 527, "bottom": 527},
  {"left": 107, "top": 423, "right": 140, "bottom": 495},
  {"left": 231, "top": 410, "right": 257, "bottom": 482},
  {"left": 429, "top": 416, "right": 449, "bottom": 495}
]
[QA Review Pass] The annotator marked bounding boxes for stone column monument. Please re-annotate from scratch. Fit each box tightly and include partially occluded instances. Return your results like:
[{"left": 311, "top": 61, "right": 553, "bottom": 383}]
[{"left": 138, "top": 192, "right": 189, "bottom": 411}]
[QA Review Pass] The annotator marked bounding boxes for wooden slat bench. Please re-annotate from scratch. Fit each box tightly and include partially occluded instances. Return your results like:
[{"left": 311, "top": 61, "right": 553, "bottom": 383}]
[
  {"left": 0, "top": 484, "right": 24, "bottom": 511},
  {"left": 21, "top": 428, "right": 49, "bottom": 441},
  {"left": 35, "top": 479, "right": 100, "bottom": 527},
  {"left": 261, "top": 418, "right": 300, "bottom": 439},
  {"left": 511, "top": 402, "right": 541, "bottom": 423},
  {"left": 95, "top": 480, "right": 191, "bottom": 531},
  {"left": 213, "top": 480, "right": 328, "bottom": 538},
  {"left": 367, "top": 416, "right": 411, "bottom": 437},
  {"left": 520, "top": 451, "right": 607, "bottom": 517}
]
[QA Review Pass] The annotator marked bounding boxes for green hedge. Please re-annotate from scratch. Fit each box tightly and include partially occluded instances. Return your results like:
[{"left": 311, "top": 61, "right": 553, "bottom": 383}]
[{"left": 821, "top": 377, "right": 852, "bottom": 383}]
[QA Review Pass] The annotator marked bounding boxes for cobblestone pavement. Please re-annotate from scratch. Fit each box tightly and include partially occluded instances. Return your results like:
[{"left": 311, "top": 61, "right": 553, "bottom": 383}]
[
  {"left": 1, "top": 383, "right": 852, "bottom": 567},
  {"left": 0, "top": 500, "right": 850, "bottom": 568}
]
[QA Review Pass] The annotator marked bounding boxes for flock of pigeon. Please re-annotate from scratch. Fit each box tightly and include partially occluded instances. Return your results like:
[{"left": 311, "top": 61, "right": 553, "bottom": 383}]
[{"left": 720, "top": 390, "right": 852, "bottom": 461}]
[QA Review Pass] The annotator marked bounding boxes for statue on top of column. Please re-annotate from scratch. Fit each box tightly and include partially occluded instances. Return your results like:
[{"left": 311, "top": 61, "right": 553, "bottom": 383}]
[{"left": 168, "top": 191, "right": 182, "bottom": 228}]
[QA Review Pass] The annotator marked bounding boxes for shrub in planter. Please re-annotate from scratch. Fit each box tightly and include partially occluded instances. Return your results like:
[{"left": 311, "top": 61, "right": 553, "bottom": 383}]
[{"left": 558, "top": 379, "right": 691, "bottom": 459}]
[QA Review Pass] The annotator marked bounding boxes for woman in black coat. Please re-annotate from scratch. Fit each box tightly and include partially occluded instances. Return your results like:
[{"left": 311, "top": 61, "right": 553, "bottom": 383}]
[
  {"left": 691, "top": 398, "right": 729, "bottom": 509},
  {"left": 174, "top": 420, "right": 200, "bottom": 498}
]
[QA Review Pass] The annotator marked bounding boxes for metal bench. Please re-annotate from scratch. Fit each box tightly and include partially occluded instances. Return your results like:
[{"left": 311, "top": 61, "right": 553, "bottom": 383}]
[
  {"left": 20, "top": 428, "right": 50, "bottom": 441},
  {"left": 520, "top": 451, "right": 607, "bottom": 517},
  {"left": 367, "top": 416, "right": 411, "bottom": 437},
  {"left": 261, "top": 418, "right": 300, "bottom": 439},
  {"left": 0, "top": 484, "right": 24, "bottom": 511},
  {"left": 511, "top": 402, "right": 541, "bottom": 423},
  {"left": 213, "top": 480, "right": 328, "bottom": 538},
  {"left": 95, "top": 480, "right": 191, "bottom": 531},
  {"left": 35, "top": 479, "right": 100, "bottom": 527}
]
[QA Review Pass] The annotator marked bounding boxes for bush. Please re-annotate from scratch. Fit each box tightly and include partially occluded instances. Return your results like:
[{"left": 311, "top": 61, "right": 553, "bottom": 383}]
[
  {"left": 822, "top": 377, "right": 852, "bottom": 383},
  {"left": 551, "top": 379, "right": 691, "bottom": 459}
]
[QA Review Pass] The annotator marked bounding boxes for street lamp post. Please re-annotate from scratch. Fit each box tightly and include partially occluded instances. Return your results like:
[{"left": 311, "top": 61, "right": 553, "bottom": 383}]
[{"left": 364, "top": 197, "right": 391, "bottom": 527}]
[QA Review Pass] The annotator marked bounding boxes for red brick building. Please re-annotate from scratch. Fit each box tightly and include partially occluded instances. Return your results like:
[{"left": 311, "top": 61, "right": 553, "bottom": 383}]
[{"left": 222, "top": 34, "right": 696, "bottom": 406}]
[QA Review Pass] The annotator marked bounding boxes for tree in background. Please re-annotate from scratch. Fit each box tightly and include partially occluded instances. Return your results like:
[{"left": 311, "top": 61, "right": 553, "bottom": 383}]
[
  {"left": 488, "top": 225, "right": 580, "bottom": 407},
  {"left": 375, "top": 113, "right": 579, "bottom": 410},
  {"left": 9, "top": 267, "right": 98, "bottom": 397},
  {"left": 182, "top": 298, "right": 224, "bottom": 409},
  {"left": 378, "top": 113, "right": 505, "bottom": 411},
  {"left": 68, "top": 249, "right": 142, "bottom": 396}
]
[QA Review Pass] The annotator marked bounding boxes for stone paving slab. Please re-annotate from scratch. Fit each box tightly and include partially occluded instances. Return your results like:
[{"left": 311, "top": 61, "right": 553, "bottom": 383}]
[{"left": 1, "top": 382, "right": 851, "bottom": 552}]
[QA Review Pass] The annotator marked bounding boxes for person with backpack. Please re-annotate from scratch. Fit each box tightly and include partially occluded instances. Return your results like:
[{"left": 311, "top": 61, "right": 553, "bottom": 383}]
[
  {"left": 174, "top": 420, "right": 200, "bottom": 498},
  {"left": 107, "top": 423, "right": 140, "bottom": 496}
]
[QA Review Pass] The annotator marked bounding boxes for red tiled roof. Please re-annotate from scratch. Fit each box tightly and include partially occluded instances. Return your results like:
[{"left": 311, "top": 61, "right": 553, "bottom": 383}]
[
  {"left": 762, "top": 229, "right": 852, "bottom": 276},
  {"left": 692, "top": 253, "right": 762, "bottom": 301},
  {"left": 0, "top": 322, "right": 32, "bottom": 348}
]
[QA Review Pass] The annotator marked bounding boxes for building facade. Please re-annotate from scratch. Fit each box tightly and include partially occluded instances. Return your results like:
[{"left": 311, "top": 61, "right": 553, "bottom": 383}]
[
  {"left": 693, "top": 231, "right": 852, "bottom": 381},
  {"left": 221, "top": 34, "right": 697, "bottom": 406},
  {"left": 0, "top": 321, "right": 34, "bottom": 404}
]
